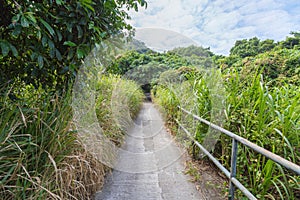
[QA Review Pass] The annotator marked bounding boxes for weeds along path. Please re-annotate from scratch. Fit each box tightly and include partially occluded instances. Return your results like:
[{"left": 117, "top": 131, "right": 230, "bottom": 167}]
[{"left": 95, "top": 102, "right": 206, "bottom": 200}]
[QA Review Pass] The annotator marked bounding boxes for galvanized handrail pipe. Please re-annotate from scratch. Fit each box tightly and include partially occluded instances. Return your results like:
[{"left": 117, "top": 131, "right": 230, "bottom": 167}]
[
  {"left": 229, "top": 138, "right": 238, "bottom": 199},
  {"left": 176, "top": 120, "right": 257, "bottom": 200},
  {"left": 178, "top": 106, "right": 300, "bottom": 175}
]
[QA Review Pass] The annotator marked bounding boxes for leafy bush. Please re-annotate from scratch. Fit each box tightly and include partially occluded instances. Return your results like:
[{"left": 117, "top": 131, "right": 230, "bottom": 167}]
[
  {"left": 95, "top": 75, "right": 144, "bottom": 145},
  {"left": 0, "top": 74, "right": 144, "bottom": 199},
  {"left": 0, "top": 0, "right": 146, "bottom": 89},
  {"left": 107, "top": 50, "right": 191, "bottom": 75},
  {"left": 154, "top": 67, "right": 300, "bottom": 199},
  {"left": 222, "top": 71, "right": 299, "bottom": 199},
  {"left": 0, "top": 86, "right": 79, "bottom": 199}
]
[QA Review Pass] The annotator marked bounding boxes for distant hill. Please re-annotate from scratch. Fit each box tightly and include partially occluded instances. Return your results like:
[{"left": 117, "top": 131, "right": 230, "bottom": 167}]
[
  {"left": 127, "top": 38, "right": 151, "bottom": 53},
  {"left": 169, "top": 45, "right": 214, "bottom": 58},
  {"left": 168, "top": 45, "right": 216, "bottom": 68}
]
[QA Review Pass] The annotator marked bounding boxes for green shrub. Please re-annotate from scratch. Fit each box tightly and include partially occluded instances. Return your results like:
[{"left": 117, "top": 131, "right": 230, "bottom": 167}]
[
  {"left": 0, "top": 75, "right": 144, "bottom": 199},
  {"left": 0, "top": 85, "right": 77, "bottom": 199},
  {"left": 95, "top": 75, "right": 144, "bottom": 145},
  {"left": 154, "top": 67, "right": 300, "bottom": 199}
]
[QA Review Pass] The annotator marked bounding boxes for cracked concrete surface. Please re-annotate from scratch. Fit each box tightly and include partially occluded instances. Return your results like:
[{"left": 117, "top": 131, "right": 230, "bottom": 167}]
[{"left": 94, "top": 102, "right": 205, "bottom": 200}]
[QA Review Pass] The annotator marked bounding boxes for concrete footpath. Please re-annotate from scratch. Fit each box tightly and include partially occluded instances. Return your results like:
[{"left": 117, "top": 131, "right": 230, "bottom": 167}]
[{"left": 95, "top": 102, "right": 205, "bottom": 200}]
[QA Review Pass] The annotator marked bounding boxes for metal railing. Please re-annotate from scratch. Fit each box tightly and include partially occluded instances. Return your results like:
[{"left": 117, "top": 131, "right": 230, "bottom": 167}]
[{"left": 177, "top": 106, "right": 300, "bottom": 200}]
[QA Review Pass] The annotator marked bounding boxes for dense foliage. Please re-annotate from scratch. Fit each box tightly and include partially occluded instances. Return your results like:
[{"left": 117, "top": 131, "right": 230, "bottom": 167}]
[
  {"left": 154, "top": 68, "right": 300, "bottom": 199},
  {"left": 169, "top": 45, "right": 215, "bottom": 67},
  {"left": 0, "top": 75, "right": 144, "bottom": 199},
  {"left": 152, "top": 33, "right": 300, "bottom": 199},
  {"left": 95, "top": 75, "right": 144, "bottom": 145},
  {"left": 217, "top": 32, "right": 300, "bottom": 86},
  {"left": 229, "top": 37, "right": 276, "bottom": 58},
  {"left": 108, "top": 45, "right": 215, "bottom": 74},
  {"left": 229, "top": 32, "right": 300, "bottom": 58},
  {"left": 0, "top": 0, "right": 146, "bottom": 89},
  {"left": 1, "top": 3, "right": 299, "bottom": 197},
  {"left": 107, "top": 45, "right": 214, "bottom": 92},
  {"left": 0, "top": 1, "right": 146, "bottom": 199}
]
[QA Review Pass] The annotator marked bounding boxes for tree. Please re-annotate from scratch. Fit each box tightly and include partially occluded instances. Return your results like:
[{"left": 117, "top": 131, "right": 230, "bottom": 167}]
[
  {"left": 0, "top": 0, "right": 147, "bottom": 89},
  {"left": 230, "top": 37, "right": 276, "bottom": 58},
  {"left": 259, "top": 39, "right": 276, "bottom": 53},
  {"left": 280, "top": 31, "right": 300, "bottom": 49},
  {"left": 168, "top": 45, "right": 215, "bottom": 68},
  {"left": 107, "top": 50, "right": 191, "bottom": 75},
  {"left": 170, "top": 45, "right": 213, "bottom": 57}
]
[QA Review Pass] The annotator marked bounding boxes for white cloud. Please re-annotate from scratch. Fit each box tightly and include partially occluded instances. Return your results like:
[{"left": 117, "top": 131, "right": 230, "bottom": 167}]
[
  {"left": 203, "top": 11, "right": 241, "bottom": 33},
  {"left": 128, "top": 0, "right": 300, "bottom": 55}
]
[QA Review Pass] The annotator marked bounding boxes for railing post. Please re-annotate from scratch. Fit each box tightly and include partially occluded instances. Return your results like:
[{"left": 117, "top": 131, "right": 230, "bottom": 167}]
[
  {"left": 178, "top": 106, "right": 299, "bottom": 199},
  {"left": 229, "top": 138, "right": 238, "bottom": 200}
]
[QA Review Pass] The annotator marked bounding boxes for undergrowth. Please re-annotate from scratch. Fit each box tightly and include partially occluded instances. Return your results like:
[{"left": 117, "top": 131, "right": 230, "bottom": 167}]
[
  {"left": 153, "top": 67, "right": 300, "bottom": 199},
  {"left": 95, "top": 74, "right": 144, "bottom": 145},
  {"left": 0, "top": 74, "right": 144, "bottom": 199}
]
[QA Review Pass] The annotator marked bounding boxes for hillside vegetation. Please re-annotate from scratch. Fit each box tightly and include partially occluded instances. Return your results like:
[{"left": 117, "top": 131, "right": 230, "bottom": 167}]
[
  {"left": 1, "top": 1, "right": 299, "bottom": 198},
  {"left": 110, "top": 33, "right": 300, "bottom": 199},
  {"left": 0, "top": 1, "right": 146, "bottom": 199},
  {"left": 0, "top": 75, "right": 144, "bottom": 199}
]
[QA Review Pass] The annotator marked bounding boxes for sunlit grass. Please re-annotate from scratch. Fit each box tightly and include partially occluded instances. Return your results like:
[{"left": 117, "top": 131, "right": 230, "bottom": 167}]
[
  {"left": 95, "top": 75, "right": 144, "bottom": 145},
  {"left": 0, "top": 75, "right": 144, "bottom": 199},
  {"left": 154, "top": 67, "right": 300, "bottom": 199}
]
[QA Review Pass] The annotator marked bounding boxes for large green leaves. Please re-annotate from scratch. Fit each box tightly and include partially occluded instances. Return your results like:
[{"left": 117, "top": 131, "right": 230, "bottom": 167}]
[
  {"left": 0, "top": 0, "right": 147, "bottom": 88},
  {"left": 0, "top": 40, "right": 18, "bottom": 57},
  {"left": 39, "top": 18, "right": 55, "bottom": 37},
  {"left": 63, "top": 41, "right": 77, "bottom": 47}
]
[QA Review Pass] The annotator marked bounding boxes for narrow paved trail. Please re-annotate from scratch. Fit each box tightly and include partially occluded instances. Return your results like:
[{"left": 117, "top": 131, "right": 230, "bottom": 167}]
[{"left": 95, "top": 102, "right": 204, "bottom": 200}]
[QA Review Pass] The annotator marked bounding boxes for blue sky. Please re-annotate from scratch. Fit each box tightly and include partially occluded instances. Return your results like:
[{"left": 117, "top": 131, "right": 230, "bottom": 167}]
[{"left": 127, "top": 0, "right": 300, "bottom": 55}]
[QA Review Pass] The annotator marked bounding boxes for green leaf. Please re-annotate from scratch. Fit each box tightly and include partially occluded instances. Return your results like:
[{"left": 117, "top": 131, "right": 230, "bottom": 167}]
[
  {"left": 48, "top": 40, "right": 55, "bottom": 50},
  {"left": 11, "top": 25, "right": 22, "bottom": 37},
  {"left": 56, "top": 30, "right": 63, "bottom": 42},
  {"left": 79, "top": 0, "right": 95, "bottom": 12},
  {"left": 42, "top": 37, "right": 48, "bottom": 47},
  {"left": 63, "top": 41, "right": 77, "bottom": 47},
  {"left": 12, "top": 14, "right": 20, "bottom": 23},
  {"left": 79, "top": 17, "right": 87, "bottom": 25},
  {"left": 38, "top": 55, "right": 44, "bottom": 68},
  {"left": 133, "top": 3, "right": 138, "bottom": 12},
  {"left": 21, "top": 16, "right": 29, "bottom": 27},
  {"left": 140, "top": 0, "right": 147, "bottom": 8},
  {"left": 30, "top": 52, "right": 38, "bottom": 60},
  {"left": 40, "top": 18, "right": 55, "bottom": 36},
  {"left": 67, "top": 49, "right": 74, "bottom": 60},
  {"left": 56, "top": 49, "right": 62, "bottom": 61},
  {"left": 37, "top": 30, "right": 42, "bottom": 40},
  {"left": 0, "top": 41, "right": 10, "bottom": 56},
  {"left": 66, "top": 23, "right": 73, "bottom": 33},
  {"left": 88, "top": 21, "right": 94, "bottom": 30},
  {"left": 59, "top": 66, "right": 69, "bottom": 74},
  {"left": 26, "top": 12, "right": 37, "bottom": 24},
  {"left": 56, "top": 0, "right": 63, "bottom": 5},
  {"left": 77, "top": 48, "right": 85, "bottom": 59},
  {"left": 50, "top": 48, "right": 55, "bottom": 58},
  {"left": 9, "top": 43, "right": 18, "bottom": 57},
  {"left": 76, "top": 25, "right": 83, "bottom": 38}
]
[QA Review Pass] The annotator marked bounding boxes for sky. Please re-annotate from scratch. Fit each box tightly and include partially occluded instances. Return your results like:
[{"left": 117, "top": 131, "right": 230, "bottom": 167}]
[{"left": 127, "top": 0, "right": 300, "bottom": 55}]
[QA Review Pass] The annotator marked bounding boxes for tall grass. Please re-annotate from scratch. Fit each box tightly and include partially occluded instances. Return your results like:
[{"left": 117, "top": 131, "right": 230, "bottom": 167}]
[
  {"left": 0, "top": 84, "right": 78, "bottom": 199},
  {"left": 0, "top": 75, "right": 144, "bottom": 199},
  {"left": 95, "top": 74, "right": 144, "bottom": 145},
  {"left": 154, "top": 68, "right": 300, "bottom": 199},
  {"left": 222, "top": 70, "right": 300, "bottom": 199}
]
